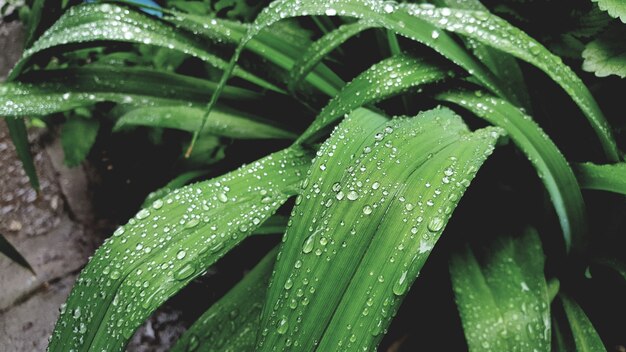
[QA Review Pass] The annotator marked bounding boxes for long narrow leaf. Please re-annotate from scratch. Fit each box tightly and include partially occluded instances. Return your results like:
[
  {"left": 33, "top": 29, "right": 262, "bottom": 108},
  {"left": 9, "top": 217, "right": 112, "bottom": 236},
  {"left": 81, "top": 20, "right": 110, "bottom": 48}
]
[
  {"left": 114, "top": 106, "right": 296, "bottom": 140},
  {"left": 5, "top": 117, "right": 39, "bottom": 189},
  {"left": 438, "top": 90, "right": 586, "bottom": 251},
  {"left": 449, "top": 228, "right": 551, "bottom": 352},
  {"left": 9, "top": 3, "right": 282, "bottom": 92},
  {"left": 402, "top": 3, "right": 618, "bottom": 161},
  {"left": 0, "top": 233, "right": 35, "bottom": 274},
  {"left": 574, "top": 162, "right": 626, "bottom": 195},
  {"left": 48, "top": 147, "right": 310, "bottom": 352},
  {"left": 258, "top": 107, "right": 502, "bottom": 350},
  {"left": 0, "top": 66, "right": 259, "bottom": 117},
  {"left": 559, "top": 293, "right": 608, "bottom": 352},
  {"left": 171, "top": 247, "right": 277, "bottom": 352},
  {"left": 298, "top": 54, "right": 452, "bottom": 142}
]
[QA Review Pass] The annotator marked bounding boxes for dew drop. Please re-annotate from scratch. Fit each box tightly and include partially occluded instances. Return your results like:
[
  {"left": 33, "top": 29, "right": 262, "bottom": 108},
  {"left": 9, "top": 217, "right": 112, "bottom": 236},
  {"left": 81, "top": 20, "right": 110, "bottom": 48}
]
[
  {"left": 136, "top": 209, "right": 150, "bottom": 220},
  {"left": 177, "top": 250, "right": 187, "bottom": 260},
  {"left": 392, "top": 270, "right": 409, "bottom": 295},
  {"left": 276, "top": 316, "right": 289, "bottom": 334},
  {"left": 347, "top": 191, "right": 359, "bottom": 201},
  {"left": 427, "top": 216, "right": 444, "bottom": 232}
]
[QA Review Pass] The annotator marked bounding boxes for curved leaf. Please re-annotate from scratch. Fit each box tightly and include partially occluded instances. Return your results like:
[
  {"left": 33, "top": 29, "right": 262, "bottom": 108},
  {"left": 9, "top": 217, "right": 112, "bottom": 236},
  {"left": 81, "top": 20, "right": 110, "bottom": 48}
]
[
  {"left": 114, "top": 106, "right": 297, "bottom": 140},
  {"left": 574, "top": 162, "right": 626, "bottom": 195},
  {"left": 171, "top": 247, "right": 277, "bottom": 352},
  {"left": 559, "top": 293, "right": 608, "bottom": 352},
  {"left": 450, "top": 228, "right": 551, "bottom": 352},
  {"left": 582, "top": 25, "right": 626, "bottom": 79},
  {"left": 298, "top": 54, "right": 452, "bottom": 142},
  {"left": 0, "top": 66, "right": 259, "bottom": 117},
  {"left": 402, "top": 3, "right": 618, "bottom": 161},
  {"left": 48, "top": 147, "right": 311, "bottom": 352},
  {"left": 9, "top": 3, "right": 282, "bottom": 92},
  {"left": 593, "top": 0, "right": 626, "bottom": 23},
  {"left": 437, "top": 90, "right": 586, "bottom": 251},
  {"left": 258, "top": 107, "right": 502, "bottom": 350},
  {"left": 288, "top": 20, "right": 376, "bottom": 92},
  {"left": 4, "top": 117, "right": 39, "bottom": 190}
]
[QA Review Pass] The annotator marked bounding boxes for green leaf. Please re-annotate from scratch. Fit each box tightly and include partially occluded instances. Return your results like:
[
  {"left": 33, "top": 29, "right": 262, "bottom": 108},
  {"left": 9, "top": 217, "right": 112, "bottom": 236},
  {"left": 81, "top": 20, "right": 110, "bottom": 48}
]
[
  {"left": 5, "top": 117, "right": 39, "bottom": 190},
  {"left": 9, "top": 3, "right": 282, "bottom": 92},
  {"left": 591, "top": 257, "right": 626, "bottom": 281},
  {"left": 114, "top": 106, "right": 296, "bottom": 140},
  {"left": 61, "top": 118, "right": 100, "bottom": 167},
  {"left": 142, "top": 170, "right": 209, "bottom": 207},
  {"left": 574, "top": 162, "right": 626, "bottom": 195},
  {"left": 171, "top": 247, "right": 277, "bottom": 352},
  {"left": 0, "top": 66, "right": 260, "bottom": 117},
  {"left": 592, "top": 0, "right": 626, "bottom": 23},
  {"left": 559, "top": 293, "right": 608, "bottom": 352},
  {"left": 298, "top": 54, "right": 452, "bottom": 142},
  {"left": 401, "top": 3, "right": 619, "bottom": 161},
  {"left": 288, "top": 20, "right": 376, "bottom": 92},
  {"left": 258, "top": 107, "right": 502, "bottom": 350},
  {"left": 583, "top": 25, "right": 626, "bottom": 79},
  {"left": 449, "top": 228, "right": 551, "bottom": 352},
  {"left": 48, "top": 147, "right": 311, "bottom": 352},
  {"left": 437, "top": 90, "right": 586, "bottom": 251},
  {"left": 24, "top": 0, "right": 46, "bottom": 48},
  {"left": 0, "top": 233, "right": 35, "bottom": 275}
]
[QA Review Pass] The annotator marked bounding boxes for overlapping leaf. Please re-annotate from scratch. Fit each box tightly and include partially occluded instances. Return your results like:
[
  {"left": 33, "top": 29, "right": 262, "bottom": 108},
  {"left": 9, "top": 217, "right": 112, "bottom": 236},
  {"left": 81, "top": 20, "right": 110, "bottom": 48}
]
[
  {"left": 257, "top": 107, "right": 502, "bottom": 350},
  {"left": 438, "top": 90, "right": 585, "bottom": 250},
  {"left": 171, "top": 247, "right": 277, "bottom": 352},
  {"left": 559, "top": 293, "right": 608, "bottom": 352},
  {"left": 593, "top": 0, "right": 626, "bottom": 22},
  {"left": 450, "top": 228, "right": 551, "bottom": 352},
  {"left": 47, "top": 147, "right": 310, "bottom": 352}
]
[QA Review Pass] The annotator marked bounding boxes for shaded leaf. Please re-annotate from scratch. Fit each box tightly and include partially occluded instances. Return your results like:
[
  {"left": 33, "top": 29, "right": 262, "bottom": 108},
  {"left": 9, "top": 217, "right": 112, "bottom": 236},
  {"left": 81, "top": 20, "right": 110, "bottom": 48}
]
[
  {"left": 559, "top": 293, "right": 608, "bottom": 352},
  {"left": 171, "top": 247, "right": 277, "bottom": 352},
  {"left": 592, "top": 0, "right": 626, "bottom": 23},
  {"left": 48, "top": 147, "right": 311, "bottom": 352},
  {"left": 61, "top": 117, "right": 100, "bottom": 167},
  {"left": 4, "top": 117, "right": 39, "bottom": 190},
  {"left": 258, "top": 107, "right": 502, "bottom": 350},
  {"left": 574, "top": 162, "right": 626, "bottom": 195},
  {"left": 114, "top": 106, "right": 296, "bottom": 140},
  {"left": 582, "top": 25, "right": 626, "bottom": 79},
  {"left": 450, "top": 228, "right": 551, "bottom": 352}
]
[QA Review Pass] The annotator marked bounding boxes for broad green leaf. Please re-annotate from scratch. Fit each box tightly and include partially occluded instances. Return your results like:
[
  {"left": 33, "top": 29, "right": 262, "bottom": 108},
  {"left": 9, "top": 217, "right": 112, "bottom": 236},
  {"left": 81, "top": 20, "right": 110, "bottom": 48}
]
[
  {"left": 171, "top": 247, "right": 277, "bottom": 352},
  {"left": 593, "top": 0, "right": 626, "bottom": 22},
  {"left": 288, "top": 20, "right": 376, "bottom": 92},
  {"left": 559, "top": 293, "right": 608, "bottom": 352},
  {"left": 298, "top": 54, "right": 452, "bottom": 142},
  {"left": 48, "top": 147, "right": 311, "bottom": 352},
  {"left": 574, "top": 162, "right": 626, "bottom": 195},
  {"left": 0, "top": 66, "right": 260, "bottom": 117},
  {"left": 142, "top": 170, "right": 209, "bottom": 207},
  {"left": 449, "top": 228, "right": 551, "bottom": 352},
  {"left": 163, "top": 12, "right": 344, "bottom": 96},
  {"left": 4, "top": 117, "right": 39, "bottom": 190},
  {"left": 114, "top": 106, "right": 296, "bottom": 140},
  {"left": 61, "top": 118, "right": 100, "bottom": 167},
  {"left": 437, "top": 90, "right": 586, "bottom": 251},
  {"left": 434, "top": 0, "right": 531, "bottom": 109},
  {"left": 402, "top": 3, "right": 619, "bottom": 161},
  {"left": 582, "top": 25, "right": 626, "bottom": 79},
  {"left": 0, "top": 233, "right": 35, "bottom": 275},
  {"left": 258, "top": 107, "right": 502, "bottom": 350},
  {"left": 9, "top": 3, "right": 282, "bottom": 92}
]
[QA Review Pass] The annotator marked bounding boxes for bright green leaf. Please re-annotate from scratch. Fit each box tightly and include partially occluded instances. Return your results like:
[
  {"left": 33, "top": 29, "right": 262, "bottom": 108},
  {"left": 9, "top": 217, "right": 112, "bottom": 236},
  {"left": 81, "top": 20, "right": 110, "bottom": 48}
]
[
  {"left": 559, "top": 293, "right": 608, "bottom": 352},
  {"left": 592, "top": 0, "right": 626, "bottom": 23},
  {"left": 574, "top": 162, "right": 626, "bottom": 195},
  {"left": 582, "top": 25, "right": 626, "bottom": 79}
]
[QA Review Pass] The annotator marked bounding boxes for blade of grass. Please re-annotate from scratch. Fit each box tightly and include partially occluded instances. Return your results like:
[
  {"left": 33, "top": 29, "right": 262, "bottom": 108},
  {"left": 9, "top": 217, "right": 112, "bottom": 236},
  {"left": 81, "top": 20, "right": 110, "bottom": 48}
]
[
  {"left": 574, "top": 162, "right": 626, "bottom": 195},
  {"left": 114, "top": 106, "right": 296, "bottom": 140},
  {"left": 171, "top": 247, "right": 278, "bottom": 352},
  {"left": 47, "top": 146, "right": 311, "bottom": 352},
  {"left": 298, "top": 54, "right": 453, "bottom": 143},
  {"left": 4, "top": 117, "right": 39, "bottom": 190},
  {"left": 258, "top": 107, "right": 502, "bottom": 350},
  {"left": 449, "top": 228, "right": 551, "bottom": 352},
  {"left": 559, "top": 293, "right": 608, "bottom": 352},
  {"left": 142, "top": 170, "right": 209, "bottom": 207},
  {"left": 0, "top": 233, "right": 35, "bottom": 275},
  {"left": 0, "top": 66, "right": 260, "bottom": 117},
  {"left": 402, "top": 3, "right": 618, "bottom": 161},
  {"left": 437, "top": 90, "right": 586, "bottom": 251}
]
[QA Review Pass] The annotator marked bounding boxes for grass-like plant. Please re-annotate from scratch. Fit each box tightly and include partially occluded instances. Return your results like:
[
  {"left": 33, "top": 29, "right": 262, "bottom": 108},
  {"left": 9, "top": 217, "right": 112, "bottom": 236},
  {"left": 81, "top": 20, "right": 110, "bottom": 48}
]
[{"left": 1, "top": 0, "right": 625, "bottom": 351}]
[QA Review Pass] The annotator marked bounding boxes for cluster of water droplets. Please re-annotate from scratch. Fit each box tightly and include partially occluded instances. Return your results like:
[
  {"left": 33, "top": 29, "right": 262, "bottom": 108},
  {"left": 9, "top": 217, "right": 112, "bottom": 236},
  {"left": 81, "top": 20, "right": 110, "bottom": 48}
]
[{"left": 48, "top": 148, "right": 309, "bottom": 351}]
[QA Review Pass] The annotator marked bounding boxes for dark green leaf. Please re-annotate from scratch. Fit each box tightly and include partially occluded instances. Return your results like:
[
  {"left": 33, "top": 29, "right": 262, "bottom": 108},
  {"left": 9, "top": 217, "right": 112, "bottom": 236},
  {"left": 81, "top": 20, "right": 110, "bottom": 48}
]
[
  {"left": 61, "top": 118, "right": 100, "bottom": 167},
  {"left": 574, "top": 162, "right": 626, "bottom": 195},
  {"left": 559, "top": 293, "right": 608, "bottom": 352},
  {"left": 0, "top": 233, "right": 35, "bottom": 275},
  {"left": 450, "top": 228, "right": 551, "bottom": 352},
  {"left": 5, "top": 117, "right": 39, "bottom": 190}
]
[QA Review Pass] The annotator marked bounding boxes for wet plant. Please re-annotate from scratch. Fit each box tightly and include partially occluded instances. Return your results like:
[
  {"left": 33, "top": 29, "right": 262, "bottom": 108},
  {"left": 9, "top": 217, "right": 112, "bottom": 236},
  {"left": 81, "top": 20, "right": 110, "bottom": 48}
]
[{"left": 1, "top": 0, "right": 625, "bottom": 351}]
